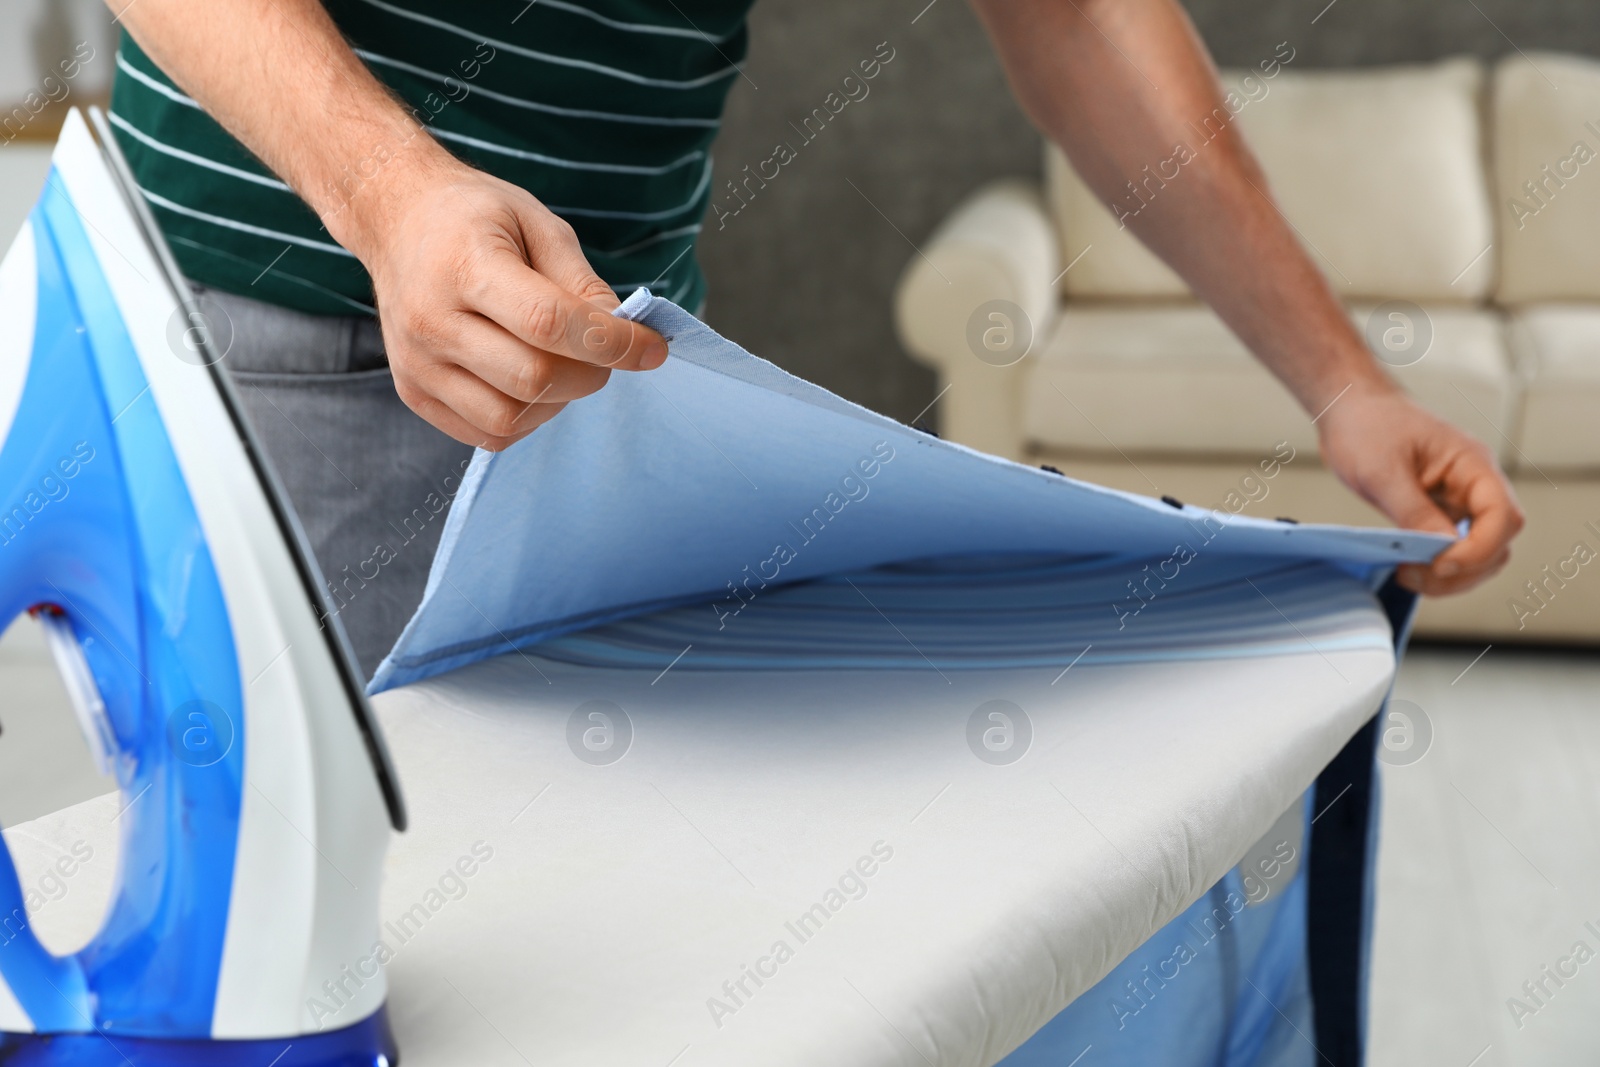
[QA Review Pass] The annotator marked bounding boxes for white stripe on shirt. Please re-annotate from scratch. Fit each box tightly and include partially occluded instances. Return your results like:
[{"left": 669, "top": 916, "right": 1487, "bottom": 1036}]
[
  {"left": 110, "top": 111, "right": 294, "bottom": 192},
  {"left": 354, "top": 0, "right": 741, "bottom": 89},
  {"left": 546, "top": 157, "right": 714, "bottom": 221},
  {"left": 116, "top": 52, "right": 202, "bottom": 108},
  {"left": 532, "top": 0, "right": 741, "bottom": 42},
  {"left": 139, "top": 186, "right": 356, "bottom": 257},
  {"left": 428, "top": 127, "right": 703, "bottom": 174},
  {"left": 590, "top": 223, "right": 702, "bottom": 258},
  {"left": 356, "top": 50, "right": 720, "bottom": 128},
  {"left": 168, "top": 234, "right": 379, "bottom": 314}
]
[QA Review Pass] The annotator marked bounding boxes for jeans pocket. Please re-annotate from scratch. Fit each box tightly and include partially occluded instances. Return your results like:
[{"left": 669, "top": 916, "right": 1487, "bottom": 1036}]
[{"left": 228, "top": 364, "right": 474, "bottom": 678}]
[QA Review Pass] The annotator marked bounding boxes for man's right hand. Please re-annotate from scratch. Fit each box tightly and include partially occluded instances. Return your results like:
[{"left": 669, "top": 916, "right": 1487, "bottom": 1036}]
[
  {"left": 112, "top": 0, "right": 667, "bottom": 451},
  {"left": 345, "top": 158, "right": 667, "bottom": 450}
]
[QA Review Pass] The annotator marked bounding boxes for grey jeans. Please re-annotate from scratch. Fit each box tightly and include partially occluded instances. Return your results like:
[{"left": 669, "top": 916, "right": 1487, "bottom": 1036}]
[{"left": 199, "top": 286, "right": 474, "bottom": 678}]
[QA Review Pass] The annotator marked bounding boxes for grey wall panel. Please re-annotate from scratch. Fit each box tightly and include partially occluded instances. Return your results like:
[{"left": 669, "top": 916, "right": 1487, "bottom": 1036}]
[
  {"left": 1186, "top": 0, "right": 1600, "bottom": 68},
  {"left": 697, "top": 0, "right": 1033, "bottom": 425}
]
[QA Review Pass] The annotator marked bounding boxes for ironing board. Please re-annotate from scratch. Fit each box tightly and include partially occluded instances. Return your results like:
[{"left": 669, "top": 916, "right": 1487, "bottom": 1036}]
[
  {"left": 10, "top": 613, "right": 1392, "bottom": 1067},
  {"left": 5, "top": 286, "right": 1441, "bottom": 1066}
]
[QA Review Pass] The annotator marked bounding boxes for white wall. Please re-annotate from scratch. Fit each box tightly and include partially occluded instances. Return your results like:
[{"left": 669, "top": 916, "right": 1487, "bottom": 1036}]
[{"left": 0, "top": 144, "right": 53, "bottom": 253}]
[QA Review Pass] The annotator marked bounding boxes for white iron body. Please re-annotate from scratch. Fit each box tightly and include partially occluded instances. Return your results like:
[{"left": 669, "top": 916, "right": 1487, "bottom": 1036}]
[{"left": 0, "top": 109, "right": 400, "bottom": 1059}]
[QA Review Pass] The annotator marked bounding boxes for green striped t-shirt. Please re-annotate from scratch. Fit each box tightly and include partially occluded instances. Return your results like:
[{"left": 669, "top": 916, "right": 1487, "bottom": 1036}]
[{"left": 109, "top": 0, "right": 756, "bottom": 316}]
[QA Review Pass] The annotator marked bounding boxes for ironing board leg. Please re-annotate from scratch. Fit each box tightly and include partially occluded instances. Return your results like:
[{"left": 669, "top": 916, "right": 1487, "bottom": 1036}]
[{"left": 1307, "top": 577, "right": 1417, "bottom": 1067}]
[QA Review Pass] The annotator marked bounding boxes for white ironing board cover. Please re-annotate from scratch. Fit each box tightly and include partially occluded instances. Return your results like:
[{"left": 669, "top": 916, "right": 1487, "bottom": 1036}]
[{"left": 11, "top": 635, "right": 1392, "bottom": 1067}]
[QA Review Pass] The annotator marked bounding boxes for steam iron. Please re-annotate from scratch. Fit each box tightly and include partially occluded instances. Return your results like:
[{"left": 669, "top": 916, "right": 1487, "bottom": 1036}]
[{"left": 0, "top": 109, "right": 403, "bottom": 1064}]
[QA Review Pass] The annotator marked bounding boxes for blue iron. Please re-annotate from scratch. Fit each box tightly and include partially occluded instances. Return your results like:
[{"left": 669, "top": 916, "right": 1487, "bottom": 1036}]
[{"left": 0, "top": 109, "right": 402, "bottom": 1065}]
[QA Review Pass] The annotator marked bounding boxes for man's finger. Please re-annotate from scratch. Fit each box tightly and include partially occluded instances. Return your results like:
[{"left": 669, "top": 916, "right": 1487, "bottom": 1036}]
[
  {"left": 393, "top": 377, "right": 523, "bottom": 450},
  {"left": 446, "top": 314, "right": 611, "bottom": 404},
  {"left": 1423, "top": 454, "right": 1525, "bottom": 580},
  {"left": 517, "top": 205, "right": 624, "bottom": 312},
  {"left": 1353, "top": 458, "right": 1459, "bottom": 541},
  {"left": 418, "top": 363, "right": 571, "bottom": 444},
  {"left": 1397, "top": 546, "right": 1511, "bottom": 596},
  {"left": 470, "top": 247, "right": 666, "bottom": 371}
]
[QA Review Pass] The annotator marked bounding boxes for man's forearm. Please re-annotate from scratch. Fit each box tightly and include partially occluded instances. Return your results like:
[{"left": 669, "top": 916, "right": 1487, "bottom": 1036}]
[
  {"left": 969, "top": 0, "right": 1394, "bottom": 416},
  {"left": 112, "top": 0, "right": 459, "bottom": 262}
]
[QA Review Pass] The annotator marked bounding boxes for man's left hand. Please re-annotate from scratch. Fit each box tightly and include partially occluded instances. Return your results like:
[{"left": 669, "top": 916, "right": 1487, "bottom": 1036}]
[{"left": 1316, "top": 384, "right": 1524, "bottom": 596}]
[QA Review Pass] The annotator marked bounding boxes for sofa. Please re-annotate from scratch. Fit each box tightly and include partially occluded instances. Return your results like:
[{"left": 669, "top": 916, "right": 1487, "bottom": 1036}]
[{"left": 894, "top": 51, "right": 1600, "bottom": 643}]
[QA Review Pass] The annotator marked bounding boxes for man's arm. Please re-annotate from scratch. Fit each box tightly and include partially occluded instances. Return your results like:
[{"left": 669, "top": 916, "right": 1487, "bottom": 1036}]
[
  {"left": 111, "top": 0, "right": 667, "bottom": 450},
  {"left": 968, "top": 0, "right": 1522, "bottom": 595}
]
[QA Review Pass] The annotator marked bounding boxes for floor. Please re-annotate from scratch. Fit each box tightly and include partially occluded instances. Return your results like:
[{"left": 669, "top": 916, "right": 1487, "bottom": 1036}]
[
  {"left": 1368, "top": 642, "right": 1600, "bottom": 1067},
  {"left": 0, "top": 617, "right": 1594, "bottom": 1063}
]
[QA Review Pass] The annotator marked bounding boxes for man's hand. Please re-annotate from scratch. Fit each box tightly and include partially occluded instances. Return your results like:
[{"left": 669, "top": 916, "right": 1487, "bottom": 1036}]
[
  {"left": 1316, "top": 384, "right": 1523, "bottom": 595},
  {"left": 347, "top": 159, "right": 666, "bottom": 450},
  {"left": 113, "top": 0, "right": 666, "bottom": 451}
]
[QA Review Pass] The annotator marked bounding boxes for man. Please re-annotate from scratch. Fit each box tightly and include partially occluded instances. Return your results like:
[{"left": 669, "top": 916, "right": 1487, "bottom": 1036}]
[{"left": 106, "top": 0, "right": 1521, "bottom": 672}]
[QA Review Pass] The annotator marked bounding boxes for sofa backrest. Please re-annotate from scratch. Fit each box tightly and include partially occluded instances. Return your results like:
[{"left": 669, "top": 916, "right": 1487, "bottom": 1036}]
[
  {"left": 1493, "top": 51, "right": 1600, "bottom": 305},
  {"left": 1044, "top": 57, "right": 1496, "bottom": 304}
]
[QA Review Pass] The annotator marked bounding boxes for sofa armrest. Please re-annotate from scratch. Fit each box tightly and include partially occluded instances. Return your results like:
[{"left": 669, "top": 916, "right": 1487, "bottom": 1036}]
[{"left": 892, "top": 179, "right": 1058, "bottom": 460}]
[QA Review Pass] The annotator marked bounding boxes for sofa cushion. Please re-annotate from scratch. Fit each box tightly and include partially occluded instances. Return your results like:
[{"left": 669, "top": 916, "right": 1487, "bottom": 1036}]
[
  {"left": 1045, "top": 58, "right": 1494, "bottom": 303},
  {"left": 1493, "top": 53, "right": 1600, "bottom": 304},
  {"left": 1507, "top": 307, "right": 1600, "bottom": 470},
  {"left": 1021, "top": 304, "right": 1515, "bottom": 462},
  {"left": 1372, "top": 305, "right": 1518, "bottom": 464}
]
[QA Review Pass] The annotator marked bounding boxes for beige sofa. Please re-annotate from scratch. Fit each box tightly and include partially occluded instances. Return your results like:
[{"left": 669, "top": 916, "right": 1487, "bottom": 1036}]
[{"left": 894, "top": 52, "right": 1600, "bottom": 643}]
